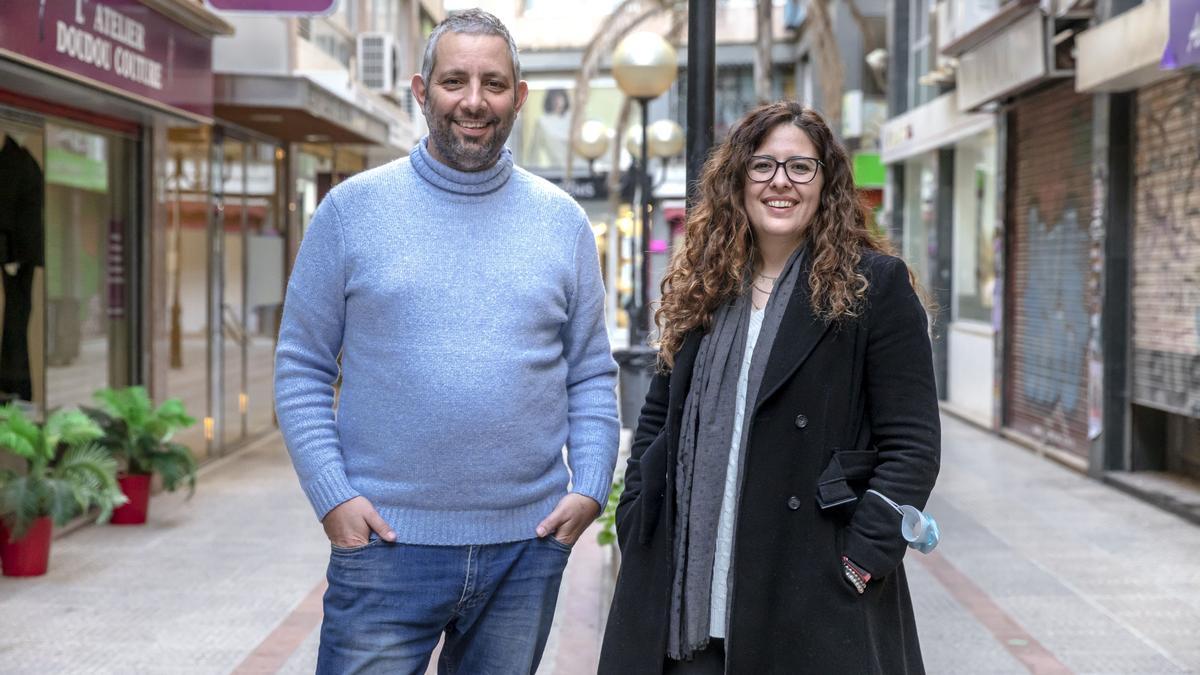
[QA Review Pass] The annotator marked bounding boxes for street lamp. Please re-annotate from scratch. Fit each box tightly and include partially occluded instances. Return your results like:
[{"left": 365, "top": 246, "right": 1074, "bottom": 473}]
[
  {"left": 573, "top": 120, "right": 610, "bottom": 176},
  {"left": 647, "top": 119, "right": 685, "bottom": 168},
  {"left": 612, "top": 30, "right": 677, "bottom": 347}
]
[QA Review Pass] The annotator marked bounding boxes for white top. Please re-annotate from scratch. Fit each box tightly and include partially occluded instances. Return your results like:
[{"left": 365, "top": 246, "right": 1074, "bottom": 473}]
[{"left": 710, "top": 306, "right": 765, "bottom": 639}]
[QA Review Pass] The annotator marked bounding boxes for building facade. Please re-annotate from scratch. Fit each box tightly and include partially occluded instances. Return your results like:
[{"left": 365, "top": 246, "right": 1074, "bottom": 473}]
[
  {"left": 883, "top": 0, "right": 1200, "bottom": 513},
  {"left": 0, "top": 0, "right": 233, "bottom": 450},
  {"left": 0, "top": 0, "right": 439, "bottom": 462}
]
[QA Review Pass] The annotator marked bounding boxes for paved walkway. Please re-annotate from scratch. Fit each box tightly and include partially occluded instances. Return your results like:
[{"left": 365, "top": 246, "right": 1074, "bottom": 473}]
[{"left": 1, "top": 415, "right": 1198, "bottom": 673}]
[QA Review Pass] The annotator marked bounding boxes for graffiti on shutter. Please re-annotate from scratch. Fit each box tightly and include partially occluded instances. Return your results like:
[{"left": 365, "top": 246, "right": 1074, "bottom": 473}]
[
  {"left": 1006, "top": 82, "right": 1093, "bottom": 457},
  {"left": 1132, "top": 73, "right": 1200, "bottom": 418}
]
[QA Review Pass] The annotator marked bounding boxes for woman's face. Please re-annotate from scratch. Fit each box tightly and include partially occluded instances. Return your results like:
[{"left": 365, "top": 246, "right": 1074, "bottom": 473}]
[{"left": 741, "top": 123, "right": 825, "bottom": 253}]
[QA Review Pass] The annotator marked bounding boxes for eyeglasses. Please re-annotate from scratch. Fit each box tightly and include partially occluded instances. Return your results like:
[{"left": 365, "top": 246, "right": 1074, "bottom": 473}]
[{"left": 745, "top": 155, "right": 823, "bottom": 184}]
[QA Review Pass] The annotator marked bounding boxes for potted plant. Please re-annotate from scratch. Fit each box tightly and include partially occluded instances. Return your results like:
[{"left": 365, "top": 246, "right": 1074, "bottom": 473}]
[
  {"left": 595, "top": 475, "right": 624, "bottom": 546},
  {"left": 0, "top": 405, "right": 126, "bottom": 577},
  {"left": 85, "top": 386, "right": 197, "bottom": 525}
]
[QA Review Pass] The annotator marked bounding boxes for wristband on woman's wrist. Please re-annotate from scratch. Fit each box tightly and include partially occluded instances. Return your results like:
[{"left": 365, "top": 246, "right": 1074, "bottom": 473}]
[{"left": 841, "top": 555, "right": 870, "bottom": 594}]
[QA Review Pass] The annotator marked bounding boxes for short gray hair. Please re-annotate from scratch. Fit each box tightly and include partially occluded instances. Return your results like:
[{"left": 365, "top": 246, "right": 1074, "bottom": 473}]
[{"left": 420, "top": 9, "right": 521, "bottom": 86}]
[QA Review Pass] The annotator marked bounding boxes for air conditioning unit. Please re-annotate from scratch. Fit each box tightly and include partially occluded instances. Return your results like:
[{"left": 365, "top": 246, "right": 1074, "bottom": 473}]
[
  {"left": 357, "top": 32, "right": 398, "bottom": 94},
  {"left": 394, "top": 83, "right": 419, "bottom": 118}
]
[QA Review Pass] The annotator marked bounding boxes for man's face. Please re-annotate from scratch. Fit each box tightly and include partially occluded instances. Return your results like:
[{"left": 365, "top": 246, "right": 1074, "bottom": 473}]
[{"left": 413, "top": 32, "right": 529, "bottom": 171}]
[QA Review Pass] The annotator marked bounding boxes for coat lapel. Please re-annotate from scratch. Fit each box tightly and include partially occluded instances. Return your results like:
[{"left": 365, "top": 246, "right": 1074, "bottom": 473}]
[{"left": 755, "top": 266, "right": 832, "bottom": 407}]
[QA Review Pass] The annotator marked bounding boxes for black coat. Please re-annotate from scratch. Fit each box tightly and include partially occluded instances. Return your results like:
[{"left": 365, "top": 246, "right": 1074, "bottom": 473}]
[
  {"left": 0, "top": 135, "right": 45, "bottom": 267},
  {"left": 599, "top": 251, "right": 940, "bottom": 674}
]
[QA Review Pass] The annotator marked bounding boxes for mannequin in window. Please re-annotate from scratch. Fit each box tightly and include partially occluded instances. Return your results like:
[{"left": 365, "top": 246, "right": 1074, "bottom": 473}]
[
  {"left": 0, "top": 133, "right": 45, "bottom": 402},
  {"left": 527, "top": 88, "right": 571, "bottom": 168}
]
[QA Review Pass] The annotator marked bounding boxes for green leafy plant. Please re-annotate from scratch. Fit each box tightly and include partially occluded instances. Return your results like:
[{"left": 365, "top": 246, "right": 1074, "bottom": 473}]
[
  {"left": 84, "top": 387, "right": 198, "bottom": 494},
  {"left": 596, "top": 475, "right": 625, "bottom": 546},
  {"left": 0, "top": 405, "right": 127, "bottom": 540}
]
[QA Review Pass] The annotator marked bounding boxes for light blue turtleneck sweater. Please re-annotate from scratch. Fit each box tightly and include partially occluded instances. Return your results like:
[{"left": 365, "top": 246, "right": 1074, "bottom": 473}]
[{"left": 274, "top": 138, "right": 619, "bottom": 545}]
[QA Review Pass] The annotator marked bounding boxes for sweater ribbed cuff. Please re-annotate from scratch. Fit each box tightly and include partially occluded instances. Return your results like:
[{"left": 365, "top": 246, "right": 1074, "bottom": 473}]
[
  {"left": 303, "top": 469, "right": 360, "bottom": 522},
  {"left": 571, "top": 465, "right": 616, "bottom": 511}
]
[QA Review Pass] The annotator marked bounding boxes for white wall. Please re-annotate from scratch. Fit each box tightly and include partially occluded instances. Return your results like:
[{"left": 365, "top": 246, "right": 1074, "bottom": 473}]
[
  {"left": 212, "top": 16, "right": 290, "bottom": 75},
  {"left": 948, "top": 321, "right": 995, "bottom": 425}
]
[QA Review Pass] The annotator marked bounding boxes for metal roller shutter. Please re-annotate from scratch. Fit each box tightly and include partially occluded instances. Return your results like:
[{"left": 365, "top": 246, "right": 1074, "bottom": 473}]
[
  {"left": 1132, "top": 73, "right": 1200, "bottom": 418},
  {"left": 1004, "top": 81, "right": 1093, "bottom": 457}
]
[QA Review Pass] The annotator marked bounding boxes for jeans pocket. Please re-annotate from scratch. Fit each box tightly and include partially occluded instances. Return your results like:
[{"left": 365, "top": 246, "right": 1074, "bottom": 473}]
[
  {"left": 330, "top": 535, "right": 382, "bottom": 554},
  {"left": 544, "top": 535, "right": 574, "bottom": 553}
]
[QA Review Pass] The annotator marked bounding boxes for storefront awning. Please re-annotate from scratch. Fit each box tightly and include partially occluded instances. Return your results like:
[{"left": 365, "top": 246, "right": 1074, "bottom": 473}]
[
  {"left": 880, "top": 91, "right": 994, "bottom": 165},
  {"left": 1077, "top": 0, "right": 1173, "bottom": 92},
  {"left": 214, "top": 74, "right": 392, "bottom": 146}
]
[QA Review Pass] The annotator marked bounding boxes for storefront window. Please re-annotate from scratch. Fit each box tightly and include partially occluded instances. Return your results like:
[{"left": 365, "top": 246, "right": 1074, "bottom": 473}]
[
  {"left": 0, "top": 119, "right": 44, "bottom": 408},
  {"left": 952, "top": 129, "right": 997, "bottom": 323},
  {"left": 43, "top": 122, "right": 134, "bottom": 413},
  {"left": 903, "top": 156, "right": 935, "bottom": 286},
  {"left": 908, "top": 0, "right": 936, "bottom": 109},
  {"left": 511, "top": 82, "right": 626, "bottom": 174}
]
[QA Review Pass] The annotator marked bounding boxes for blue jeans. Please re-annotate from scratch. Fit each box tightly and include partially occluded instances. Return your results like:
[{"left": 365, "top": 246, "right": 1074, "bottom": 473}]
[{"left": 317, "top": 535, "right": 572, "bottom": 674}]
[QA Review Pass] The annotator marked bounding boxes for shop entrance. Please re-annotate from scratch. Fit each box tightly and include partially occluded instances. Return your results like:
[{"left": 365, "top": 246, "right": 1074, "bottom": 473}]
[
  {"left": 165, "top": 127, "right": 285, "bottom": 460},
  {"left": 0, "top": 107, "right": 135, "bottom": 417}
]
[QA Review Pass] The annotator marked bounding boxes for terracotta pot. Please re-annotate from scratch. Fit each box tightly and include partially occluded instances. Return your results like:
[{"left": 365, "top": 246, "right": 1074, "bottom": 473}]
[
  {"left": 111, "top": 473, "right": 152, "bottom": 525},
  {"left": 0, "top": 516, "right": 53, "bottom": 577}
]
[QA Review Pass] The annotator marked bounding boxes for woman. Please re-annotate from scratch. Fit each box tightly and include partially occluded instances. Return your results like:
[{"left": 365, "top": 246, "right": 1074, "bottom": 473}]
[{"left": 599, "top": 102, "right": 940, "bottom": 674}]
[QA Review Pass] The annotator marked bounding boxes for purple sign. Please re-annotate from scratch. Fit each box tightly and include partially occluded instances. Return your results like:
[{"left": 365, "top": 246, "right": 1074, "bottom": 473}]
[
  {"left": 0, "top": 0, "right": 214, "bottom": 118},
  {"left": 1163, "top": 0, "right": 1200, "bottom": 69},
  {"left": 204, "top": 0, "right": 338, "bottom": 14}
]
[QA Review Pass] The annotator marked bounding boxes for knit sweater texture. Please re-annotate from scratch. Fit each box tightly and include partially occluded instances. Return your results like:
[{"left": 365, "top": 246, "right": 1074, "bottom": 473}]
[{"left": 274, "top": 137, "right": 619, "bottom": 545}]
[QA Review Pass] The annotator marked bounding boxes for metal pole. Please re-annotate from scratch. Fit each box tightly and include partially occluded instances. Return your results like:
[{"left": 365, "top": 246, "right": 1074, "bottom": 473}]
[
  {"left": 635, "top": 98, "right": 652, "bottom": 347},
  {"left": 686, "top": 0, "right": 716, "bottom": 211}
]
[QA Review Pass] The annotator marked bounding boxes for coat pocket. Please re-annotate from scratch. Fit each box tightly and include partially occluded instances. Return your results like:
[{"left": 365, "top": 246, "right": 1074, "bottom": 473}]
[
  {"left": 635, "top": 431, "right": 670, "bottom": 545},
  {"left": 815, "top": 449, "right": 878, "bottom": 511}
]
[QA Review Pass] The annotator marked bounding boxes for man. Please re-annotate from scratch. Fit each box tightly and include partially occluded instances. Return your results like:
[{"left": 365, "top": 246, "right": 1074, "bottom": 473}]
[{"left": 273, "top": 9, "right": 619, "bottom": 673}]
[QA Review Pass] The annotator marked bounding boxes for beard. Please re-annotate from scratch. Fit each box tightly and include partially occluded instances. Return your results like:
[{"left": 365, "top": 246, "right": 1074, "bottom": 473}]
[{"left": 423, "top": 98, "right": 515, "bottom": 172}]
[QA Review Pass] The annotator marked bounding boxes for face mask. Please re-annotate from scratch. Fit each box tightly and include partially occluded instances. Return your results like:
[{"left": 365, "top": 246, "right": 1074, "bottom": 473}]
[{"left": 866, "top": 489, "right": 940, "bottom": 554}]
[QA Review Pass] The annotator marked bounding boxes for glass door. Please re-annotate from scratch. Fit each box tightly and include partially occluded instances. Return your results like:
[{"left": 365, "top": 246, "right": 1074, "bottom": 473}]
[
  {"left": 164, "top": 126, "right": 211, "bottom": 459},
  {"left": 221, "top": 138, "right": 247, "bottom": 447},
  {"left": 244, "top": 141, "right": 284, "bottom": 438}
]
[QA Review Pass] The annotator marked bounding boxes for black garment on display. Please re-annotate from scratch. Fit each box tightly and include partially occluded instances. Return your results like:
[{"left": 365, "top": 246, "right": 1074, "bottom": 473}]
[
  {"left": 0, "top": 264, "right": 34, "bottom": 402},
  {"left": 0, "top": 135, "right": 46, "bottom": 402}
]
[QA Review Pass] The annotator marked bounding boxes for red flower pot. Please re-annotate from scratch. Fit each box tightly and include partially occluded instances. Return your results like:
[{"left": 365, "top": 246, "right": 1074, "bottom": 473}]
[
  {"left": 111, "top": 473, "right": 152, "bottom": 525},
  {"left": 0, "top": 516, "right": 52, "bottom": 577}
]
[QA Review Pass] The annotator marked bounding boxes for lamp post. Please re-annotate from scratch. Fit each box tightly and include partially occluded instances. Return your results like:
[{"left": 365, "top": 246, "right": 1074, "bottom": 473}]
[
  {"left": 612, "top": 31, "right": 677, "bottom": 348},
  {"left": 573, "top": 120, "right": 611, "bottom": 176}
]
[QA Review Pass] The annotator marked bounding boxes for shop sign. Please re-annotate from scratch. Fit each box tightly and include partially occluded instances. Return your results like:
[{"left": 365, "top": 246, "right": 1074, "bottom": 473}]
[
  {"left": 546, "top": 174, "right": 610, "bottom": 202},
  {"left": 1162, "top": 0, "right": 1200, "bottom": 69},
  {"left": 107, "top": 219, "right": 125, "bottom": 318},
  {"left": 853, "top": 152, "right": 886, "bottom": 188},
  {"left": 0, "top": 0, "right": 214, "bottom": 118},
  {"left": 205, "top": 0, "right": 339, "bottom": 14},
  {"left": 45, "top": 127, "right": 108, "bottom": 193}
]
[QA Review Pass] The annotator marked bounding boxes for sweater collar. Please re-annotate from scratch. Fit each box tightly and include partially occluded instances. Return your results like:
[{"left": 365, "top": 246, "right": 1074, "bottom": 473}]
[{"left": 410, "top": 135, "right": 513, "bottom": 196}]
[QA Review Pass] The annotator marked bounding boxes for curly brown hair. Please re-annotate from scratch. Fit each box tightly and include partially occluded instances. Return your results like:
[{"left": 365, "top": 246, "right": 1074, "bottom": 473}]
[{"left": 654, "top": 102, "right": 895, "bottom": 370}]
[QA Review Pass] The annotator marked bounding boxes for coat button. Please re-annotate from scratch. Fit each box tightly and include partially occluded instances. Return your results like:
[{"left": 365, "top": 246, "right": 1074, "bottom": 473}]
[
  {"left": 787, "top": 496, "right": 801, "bottom": 510},
  {"left": 794, "top": 414, "right": 808, "bottom": 429}
]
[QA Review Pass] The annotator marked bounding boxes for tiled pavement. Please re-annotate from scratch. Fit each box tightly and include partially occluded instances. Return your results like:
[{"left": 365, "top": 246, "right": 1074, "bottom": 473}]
[{"left": 1, "top": 414, "right": 1198, "bottom": 673}]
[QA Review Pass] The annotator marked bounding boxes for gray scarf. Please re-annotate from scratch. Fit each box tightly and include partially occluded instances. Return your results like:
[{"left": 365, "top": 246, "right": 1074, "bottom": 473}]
[{"left": 667, "top": 245, "right": 807, "bottom": 660}]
